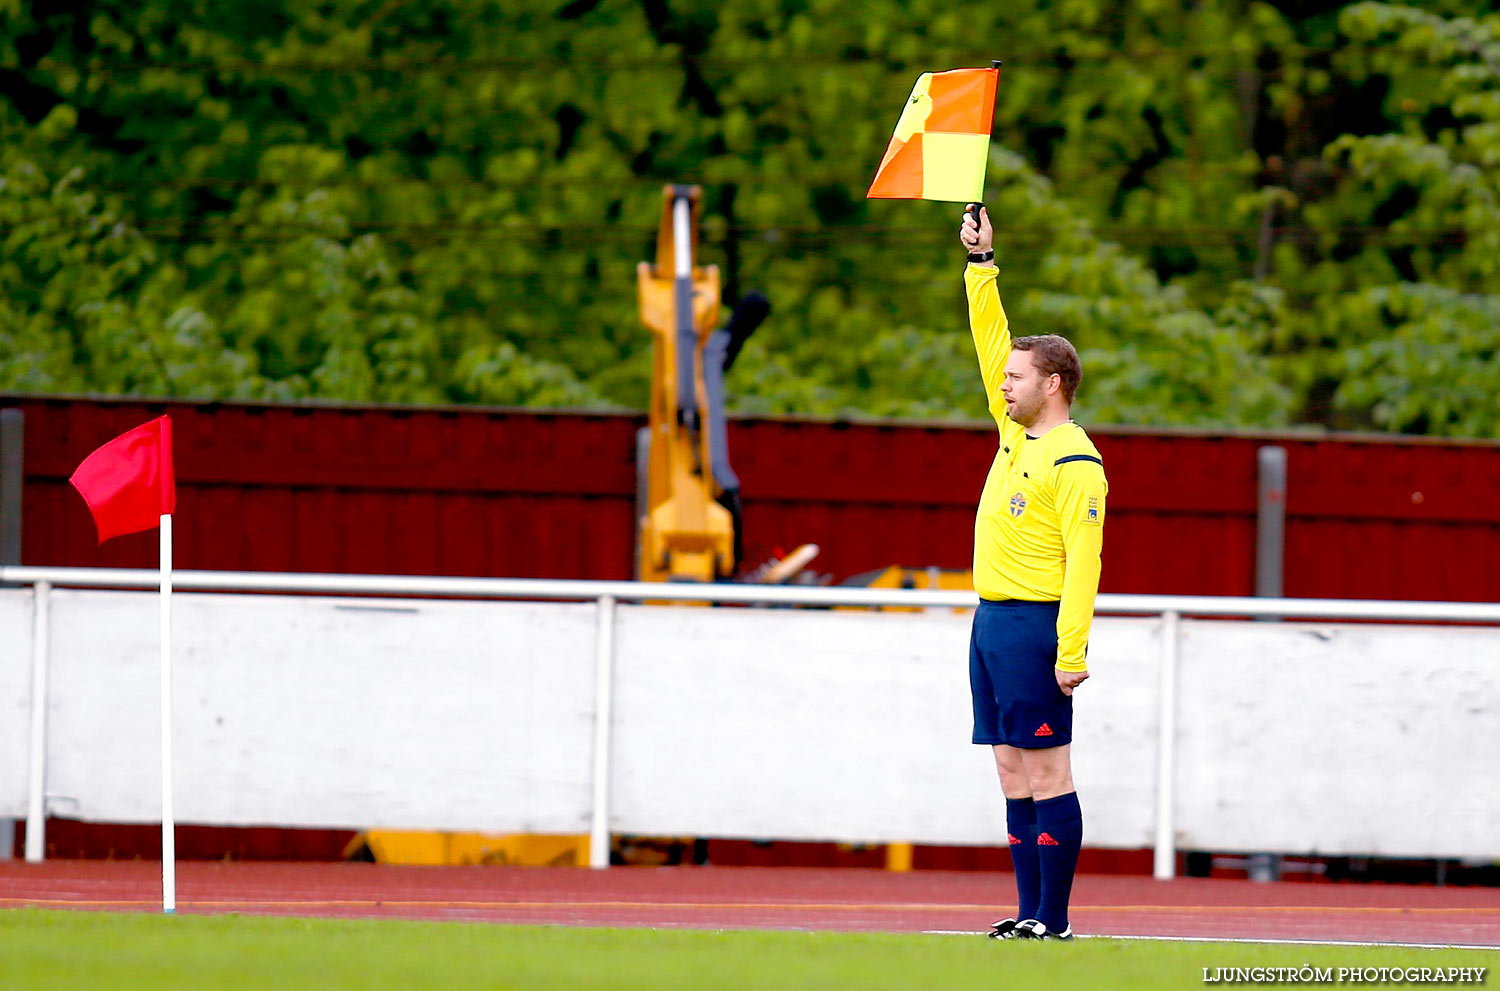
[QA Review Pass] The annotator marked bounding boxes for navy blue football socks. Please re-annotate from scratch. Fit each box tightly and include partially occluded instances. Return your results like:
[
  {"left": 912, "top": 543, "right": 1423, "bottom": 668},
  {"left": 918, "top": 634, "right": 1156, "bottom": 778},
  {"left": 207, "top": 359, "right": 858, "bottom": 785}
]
[
  {"left": 1034, "top": 791, "right": 1083, "bottom": 934},
  {"left": 1004, "top": 796, "right": 1041, "bottom": 922}
]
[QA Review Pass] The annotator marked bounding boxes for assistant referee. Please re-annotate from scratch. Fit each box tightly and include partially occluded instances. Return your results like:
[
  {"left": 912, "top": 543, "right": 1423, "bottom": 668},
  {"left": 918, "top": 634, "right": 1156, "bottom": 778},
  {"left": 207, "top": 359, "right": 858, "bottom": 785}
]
[{"left": 960, "top": 206, "right": 1108, "bottom": 943}]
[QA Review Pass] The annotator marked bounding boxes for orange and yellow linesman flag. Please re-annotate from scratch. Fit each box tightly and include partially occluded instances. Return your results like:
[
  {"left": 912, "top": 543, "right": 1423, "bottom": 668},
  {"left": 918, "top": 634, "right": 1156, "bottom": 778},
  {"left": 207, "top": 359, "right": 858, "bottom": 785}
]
[{"left": 867, "top": 66, "right": 999, "bottom": 202}]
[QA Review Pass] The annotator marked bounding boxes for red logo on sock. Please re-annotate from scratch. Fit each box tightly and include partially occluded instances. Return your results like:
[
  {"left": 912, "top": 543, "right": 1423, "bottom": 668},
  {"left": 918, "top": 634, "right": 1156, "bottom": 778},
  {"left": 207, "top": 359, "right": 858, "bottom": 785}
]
[
  {"left": 1007, "top": 833, "right": 1022, "bottom": 846},
  {"left": 1037, "top": 832, "right": 1059, "bottom": 846},
  {"left": 1034, "top": 723, "right": 1054, "bottom": 737}
]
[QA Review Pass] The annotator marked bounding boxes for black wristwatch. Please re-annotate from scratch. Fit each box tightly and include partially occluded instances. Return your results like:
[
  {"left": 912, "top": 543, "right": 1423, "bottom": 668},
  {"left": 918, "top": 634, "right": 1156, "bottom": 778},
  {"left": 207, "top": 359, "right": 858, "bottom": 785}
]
[{"left": 967, "top": 249, "right": 994, "bottom": 263}]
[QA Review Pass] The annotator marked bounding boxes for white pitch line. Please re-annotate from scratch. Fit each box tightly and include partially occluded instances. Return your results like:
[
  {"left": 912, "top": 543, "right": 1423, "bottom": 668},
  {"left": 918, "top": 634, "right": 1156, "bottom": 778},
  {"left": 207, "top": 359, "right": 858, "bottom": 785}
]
[{"left": 920, "top": 931, "right": 1499, "bottom": 951}]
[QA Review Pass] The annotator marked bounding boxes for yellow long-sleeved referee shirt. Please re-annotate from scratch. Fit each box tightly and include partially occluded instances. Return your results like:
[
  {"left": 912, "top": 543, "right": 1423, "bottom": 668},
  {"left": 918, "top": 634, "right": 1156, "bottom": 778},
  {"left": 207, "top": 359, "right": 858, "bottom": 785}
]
[{"left": 966, "top": 264, "right": 1107, "bottom": 672}]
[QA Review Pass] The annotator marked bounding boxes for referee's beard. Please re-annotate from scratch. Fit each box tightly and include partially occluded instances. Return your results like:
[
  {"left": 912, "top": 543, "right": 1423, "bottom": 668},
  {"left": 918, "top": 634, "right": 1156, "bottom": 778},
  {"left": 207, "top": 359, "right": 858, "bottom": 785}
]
[{"left": 1005, "top": 381, "right": 1046, "bottom": 429}]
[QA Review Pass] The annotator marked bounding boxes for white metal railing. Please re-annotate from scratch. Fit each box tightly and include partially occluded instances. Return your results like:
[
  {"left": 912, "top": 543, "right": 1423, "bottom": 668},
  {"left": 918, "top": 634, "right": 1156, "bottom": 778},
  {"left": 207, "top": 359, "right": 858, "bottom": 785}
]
[
  {"left": 5, "top": 565, "right": 1499, "bottom": 877},
  {"left": 5, "top": 565, "right": 1500, "bottom": 620}
]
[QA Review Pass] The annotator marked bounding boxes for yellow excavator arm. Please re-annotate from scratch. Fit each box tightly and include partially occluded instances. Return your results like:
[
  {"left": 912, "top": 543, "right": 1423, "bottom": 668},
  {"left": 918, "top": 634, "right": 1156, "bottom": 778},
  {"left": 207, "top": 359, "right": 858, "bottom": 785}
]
[{"left": 636, "top": 185, "right": 771, "bottom": 583}]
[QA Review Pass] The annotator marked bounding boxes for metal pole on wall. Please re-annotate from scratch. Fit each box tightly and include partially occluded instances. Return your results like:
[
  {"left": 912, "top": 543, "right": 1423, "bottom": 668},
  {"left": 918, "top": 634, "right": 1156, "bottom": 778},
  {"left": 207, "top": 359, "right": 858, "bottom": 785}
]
[
  {"left": 1152, "top": 609, "right": 1180, "bottom": 880},
  {"left": 1251, "top": 446, "right": 1287, "bottom": 882},
  {"left": 1256, "top": 446, "right": 1287, "bottom": 599},
  {"left": 0, "top": 409, "right": 20, "bottom": 569},
  {"left": 1, "top": 409, "right": 21, "bottom": 859},
  {"left": 589, "top": 595, "right": 617, "bottom": 869}
]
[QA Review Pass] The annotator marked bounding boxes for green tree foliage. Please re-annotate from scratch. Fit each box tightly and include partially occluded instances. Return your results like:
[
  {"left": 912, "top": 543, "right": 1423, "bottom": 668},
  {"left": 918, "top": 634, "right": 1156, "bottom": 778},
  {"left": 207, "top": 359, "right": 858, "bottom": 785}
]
[{"left": 1, "top": 0, "right": 1497, "bottom": 435}]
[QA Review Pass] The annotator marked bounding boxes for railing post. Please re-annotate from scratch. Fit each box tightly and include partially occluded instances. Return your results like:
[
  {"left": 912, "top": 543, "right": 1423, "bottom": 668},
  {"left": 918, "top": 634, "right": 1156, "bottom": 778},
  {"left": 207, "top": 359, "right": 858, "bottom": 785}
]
[
  {"left": 0, "top": 409, "right": 19, "bottom": 859},
  {"left": 589, "top": 595, "right": 617, "bottom": 869},
  {"left": 24, "top": 580, "right": 50, "bottom": 863},
  {"left": 1152, "top": 609, "right": 1180, "bottom": 880}
]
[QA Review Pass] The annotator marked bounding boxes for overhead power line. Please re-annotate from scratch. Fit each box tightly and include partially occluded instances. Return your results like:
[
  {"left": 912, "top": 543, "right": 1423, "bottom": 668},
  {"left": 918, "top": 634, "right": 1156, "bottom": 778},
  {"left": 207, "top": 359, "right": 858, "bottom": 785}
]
[
  {"left": 80, "top": 160, "right": 1264, "bottom": 192},
  {"left": 10, "top": 43, "right": 1450, "bottom": 77},
  {"left": 17, "top": 218, "right": 1472, "bottom": 250}
]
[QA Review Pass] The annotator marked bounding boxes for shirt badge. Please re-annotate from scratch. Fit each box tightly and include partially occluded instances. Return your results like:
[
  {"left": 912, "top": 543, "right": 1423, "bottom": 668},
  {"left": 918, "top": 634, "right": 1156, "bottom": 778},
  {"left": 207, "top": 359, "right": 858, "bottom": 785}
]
[
  {"left": 1009, "top": 492, "right": 1027, "bottom": 518},
  {"left": 1085, "top": 495, "right": 1101, "bottom": 524}
]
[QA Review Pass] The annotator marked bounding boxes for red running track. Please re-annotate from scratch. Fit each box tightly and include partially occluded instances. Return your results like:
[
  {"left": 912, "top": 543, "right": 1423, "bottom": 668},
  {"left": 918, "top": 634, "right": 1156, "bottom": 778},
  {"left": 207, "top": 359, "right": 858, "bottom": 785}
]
[{"left": 2, "top": 862, "right": 1497, "bottom": 946}]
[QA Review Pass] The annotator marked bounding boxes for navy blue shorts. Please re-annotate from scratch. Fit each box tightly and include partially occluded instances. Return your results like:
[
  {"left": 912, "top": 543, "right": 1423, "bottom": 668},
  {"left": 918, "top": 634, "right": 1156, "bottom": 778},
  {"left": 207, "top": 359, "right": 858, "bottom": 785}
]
[{"left": 970, "top": 598, "right": 1072, "bottom": 748}]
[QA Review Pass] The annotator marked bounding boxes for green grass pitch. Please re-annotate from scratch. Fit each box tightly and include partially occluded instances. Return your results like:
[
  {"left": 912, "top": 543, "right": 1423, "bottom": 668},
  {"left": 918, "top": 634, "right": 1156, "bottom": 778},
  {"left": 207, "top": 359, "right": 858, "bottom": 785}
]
[{"left": 1, "top": 909, "right": 1492, "bottom": 991}]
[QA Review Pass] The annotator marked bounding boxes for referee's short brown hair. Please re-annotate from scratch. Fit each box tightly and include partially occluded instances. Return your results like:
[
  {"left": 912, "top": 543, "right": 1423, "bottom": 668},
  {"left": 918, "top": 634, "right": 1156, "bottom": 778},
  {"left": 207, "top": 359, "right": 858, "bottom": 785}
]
[{"left": 1013, "top": 335, "right": 1082, "bottom": 403}]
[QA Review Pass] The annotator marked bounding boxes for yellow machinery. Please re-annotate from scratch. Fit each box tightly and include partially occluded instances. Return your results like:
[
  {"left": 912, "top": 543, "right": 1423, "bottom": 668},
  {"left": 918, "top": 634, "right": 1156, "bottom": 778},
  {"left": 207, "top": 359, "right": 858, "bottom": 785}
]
[
  {"left": 344, "top": 831, "right": 587, "bottom": 867},
  {"left": 636, "top": 184, "right": 768, "bottom": 582},
  {"left": 841, "top": 565, "right": 975, "bottom": 606}
]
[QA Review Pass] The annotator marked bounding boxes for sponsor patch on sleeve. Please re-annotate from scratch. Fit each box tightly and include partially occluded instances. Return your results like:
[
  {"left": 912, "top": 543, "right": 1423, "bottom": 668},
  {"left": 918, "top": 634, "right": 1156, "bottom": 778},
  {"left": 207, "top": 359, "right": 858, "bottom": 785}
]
[{"left": 1084, "top": 495, "right": 1101, "bottom": 525}]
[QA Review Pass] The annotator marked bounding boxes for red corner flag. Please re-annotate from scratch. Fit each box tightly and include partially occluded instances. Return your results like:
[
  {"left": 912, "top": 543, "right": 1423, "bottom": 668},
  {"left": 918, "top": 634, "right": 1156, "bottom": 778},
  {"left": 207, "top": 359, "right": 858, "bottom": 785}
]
[{"left": 69, "top": 415, "right": 177, "bottom": 544}]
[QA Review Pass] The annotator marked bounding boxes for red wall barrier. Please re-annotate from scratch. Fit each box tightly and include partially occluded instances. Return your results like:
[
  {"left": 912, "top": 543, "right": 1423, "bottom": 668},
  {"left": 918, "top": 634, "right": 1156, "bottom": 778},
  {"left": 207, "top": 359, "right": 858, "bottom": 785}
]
[{"left": 10, "top": 394, "right": 1500, "bottom": 601}]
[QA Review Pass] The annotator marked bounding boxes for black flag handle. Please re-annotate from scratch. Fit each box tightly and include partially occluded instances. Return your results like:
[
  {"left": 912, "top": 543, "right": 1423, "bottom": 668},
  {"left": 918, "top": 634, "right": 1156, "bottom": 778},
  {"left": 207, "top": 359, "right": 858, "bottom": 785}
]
[{"left": 966, "top": 61, "right": 1001, "bottom": 241}]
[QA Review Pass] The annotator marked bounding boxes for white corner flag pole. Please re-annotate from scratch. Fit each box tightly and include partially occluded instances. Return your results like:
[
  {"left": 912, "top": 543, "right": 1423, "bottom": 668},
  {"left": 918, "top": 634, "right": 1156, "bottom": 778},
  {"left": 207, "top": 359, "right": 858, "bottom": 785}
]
[{"left": 160, "top": 512, "right": 176, "bottom": 914}]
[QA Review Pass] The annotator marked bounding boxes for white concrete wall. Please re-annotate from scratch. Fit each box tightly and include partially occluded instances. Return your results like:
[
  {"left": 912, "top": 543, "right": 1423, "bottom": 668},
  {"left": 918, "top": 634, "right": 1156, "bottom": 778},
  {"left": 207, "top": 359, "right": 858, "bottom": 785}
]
[
  {"left": 1, "top": 587, "right": 1496, "bottom": 859},
  {"left": 1175, "top": 620, "right": 1500, "bottom": 857},
  {"left": 34, "top": 590, "right": 598, "bottom": 833}
]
